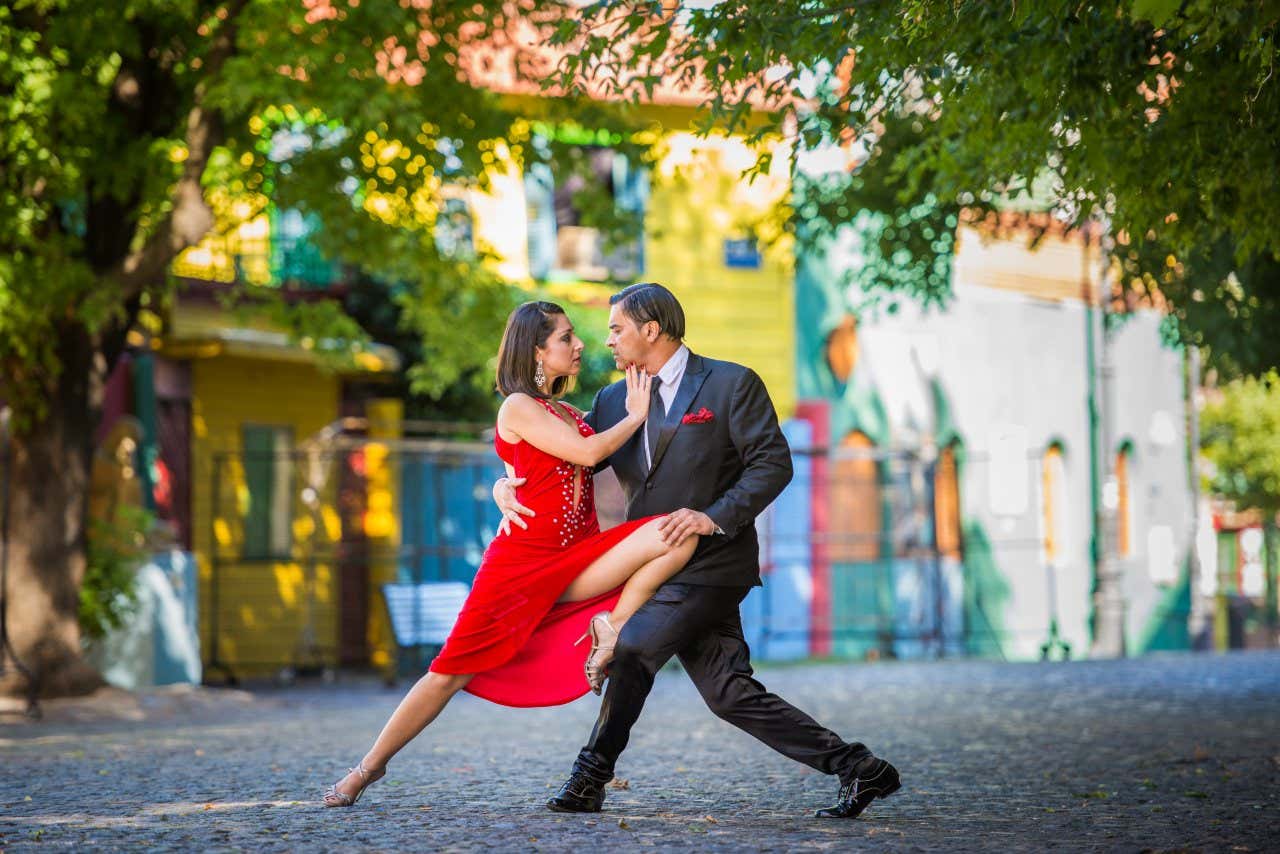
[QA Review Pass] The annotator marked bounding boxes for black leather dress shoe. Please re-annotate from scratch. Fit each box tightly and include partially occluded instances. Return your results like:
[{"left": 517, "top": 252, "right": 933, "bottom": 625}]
[
  {"left": 546, "top": 772, "right": 606, "bottom": 813},
  {"left": 815, "top": 758, "right": 901, "bottom": 819}
]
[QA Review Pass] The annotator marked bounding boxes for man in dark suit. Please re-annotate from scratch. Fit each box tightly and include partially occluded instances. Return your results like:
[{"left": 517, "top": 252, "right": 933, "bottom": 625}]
[{"left": 495, "top": 282, "right": 899, "bottom": 819}]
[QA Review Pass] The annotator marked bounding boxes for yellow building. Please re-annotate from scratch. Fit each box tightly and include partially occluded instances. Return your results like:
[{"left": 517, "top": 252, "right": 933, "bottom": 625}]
[
  {"left": 463, "top": 104, "right": 797, "bottom": 418},
  {"left": 145, "top": 60, "right": 798, "bottom": 680},
  {"left": 645, "top": 128, "right": 795, "bottom": 417},
  {"left": 151, "top": 282, "right": 402, "bottom": 681}
]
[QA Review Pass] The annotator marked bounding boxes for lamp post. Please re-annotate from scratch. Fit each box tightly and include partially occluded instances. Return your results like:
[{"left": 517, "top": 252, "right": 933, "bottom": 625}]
[{"left": 1087, "top": 227, "right": 1127, "bottom": 659}]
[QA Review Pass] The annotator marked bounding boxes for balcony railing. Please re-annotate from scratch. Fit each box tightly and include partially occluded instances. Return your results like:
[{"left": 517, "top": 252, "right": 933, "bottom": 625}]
[{"left": 171, "top": 210, "right": 344, "bottom": 290}]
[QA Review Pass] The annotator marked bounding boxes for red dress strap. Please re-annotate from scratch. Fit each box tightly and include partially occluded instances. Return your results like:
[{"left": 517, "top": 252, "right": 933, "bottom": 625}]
[
  {"left": 533, "top": 396, "right": 563, "bottom": 416},
  {"left": 493, "top": 398, "right": 579, "bottom": 465},
  {"left": 531, "top": 397, "right": 588, "bottom": 431},
  {"left": 541, "top": 398, "right": 585, "bottom": 426}
]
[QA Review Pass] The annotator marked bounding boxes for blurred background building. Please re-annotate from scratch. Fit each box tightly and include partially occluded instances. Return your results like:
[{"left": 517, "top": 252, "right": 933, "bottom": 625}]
[{"left": 81, "top": 40, "right": 1273, "bottom": 689}]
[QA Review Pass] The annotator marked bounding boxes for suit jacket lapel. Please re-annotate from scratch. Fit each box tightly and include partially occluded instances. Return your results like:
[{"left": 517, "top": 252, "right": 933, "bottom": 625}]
[
  {"left": 613, "top": 386, "right": 647, "bottom": 474},
  {"left": 625, "top": 425, "right": 647, "bottom": 474},
  {"left": 649, "top": 353, "right": 710, "bottom": 477}
]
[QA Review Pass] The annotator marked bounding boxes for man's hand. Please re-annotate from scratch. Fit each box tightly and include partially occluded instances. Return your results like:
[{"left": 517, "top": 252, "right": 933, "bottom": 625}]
[
  {"left": 658, "top": 508, "right": 717, "bottom": 547},
  {"left": 494, "top": 477, "right": 534, "bottom": 536}
]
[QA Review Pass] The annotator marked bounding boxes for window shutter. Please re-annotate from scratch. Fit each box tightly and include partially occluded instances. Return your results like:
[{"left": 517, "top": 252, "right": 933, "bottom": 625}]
[
  {"left": 524, "top": 162, "right": 556, "bottom": 280},
  {"left": 269, "top": 429, "right": 293, "bottom": 557},
  {"left": 612, "top": 153, "right": 648, "bottom": 277},
  {"left": 243, "top": 426, "right": 275, "bottom": 558}
]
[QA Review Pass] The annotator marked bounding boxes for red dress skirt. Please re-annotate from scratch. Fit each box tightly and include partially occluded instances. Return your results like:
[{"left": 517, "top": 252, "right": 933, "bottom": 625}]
[{"left": 428, "top": 400, "right": 655, "bottom": 707}]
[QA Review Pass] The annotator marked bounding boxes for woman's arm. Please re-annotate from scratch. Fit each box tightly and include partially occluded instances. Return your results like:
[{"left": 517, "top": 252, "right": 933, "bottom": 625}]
[{"left": 499, "top": 366, "right": 650, "bottom": 467}]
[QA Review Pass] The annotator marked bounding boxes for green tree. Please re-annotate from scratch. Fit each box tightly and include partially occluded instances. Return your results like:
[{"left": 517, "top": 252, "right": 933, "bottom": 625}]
[
  {"left": 0, "top": 0, "right": 643, "bottom": 696},
  {"left": 1201, "top": 373, "right": 1280, "bottom": 519},
  {"left": 557, "top": 0, "right": 1280, "bottom": 373}
]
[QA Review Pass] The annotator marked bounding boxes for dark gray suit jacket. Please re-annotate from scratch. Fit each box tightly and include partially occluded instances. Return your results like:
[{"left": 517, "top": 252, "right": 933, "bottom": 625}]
[{"left": 585, "top": 352, "right": 793, "bottom": 587}]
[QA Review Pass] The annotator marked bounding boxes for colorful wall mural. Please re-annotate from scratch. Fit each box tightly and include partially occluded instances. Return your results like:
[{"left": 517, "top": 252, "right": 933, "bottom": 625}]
[{"left": 794, "top": 218, "right": 1196, "bottom": 661}]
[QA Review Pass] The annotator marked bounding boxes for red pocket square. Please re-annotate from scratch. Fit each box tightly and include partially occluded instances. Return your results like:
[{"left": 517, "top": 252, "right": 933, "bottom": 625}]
[{"left": 682, "top": 407, "right": 715, "bottom": 424}]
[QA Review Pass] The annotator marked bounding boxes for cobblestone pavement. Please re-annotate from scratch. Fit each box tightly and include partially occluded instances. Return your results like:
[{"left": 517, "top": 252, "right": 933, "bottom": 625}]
[{"left": 1, "top": 651, "right": 1277, "bottom": 852}]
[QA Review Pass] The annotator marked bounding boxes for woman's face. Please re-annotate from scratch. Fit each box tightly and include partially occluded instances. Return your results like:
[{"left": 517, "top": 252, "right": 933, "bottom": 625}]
[{"left": 535, "top": 313, "right": 584, "bottom": 384}]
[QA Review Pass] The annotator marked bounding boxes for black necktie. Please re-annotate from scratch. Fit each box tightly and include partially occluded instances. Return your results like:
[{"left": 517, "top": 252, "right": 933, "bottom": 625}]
[{"left": 646, "top": 376, "right": 664, "bottom": 468}]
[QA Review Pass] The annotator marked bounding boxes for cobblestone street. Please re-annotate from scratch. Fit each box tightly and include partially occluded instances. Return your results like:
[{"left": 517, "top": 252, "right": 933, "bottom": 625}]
[{"left": 1, "top": 651, "right": 1277, "bottom": 852}]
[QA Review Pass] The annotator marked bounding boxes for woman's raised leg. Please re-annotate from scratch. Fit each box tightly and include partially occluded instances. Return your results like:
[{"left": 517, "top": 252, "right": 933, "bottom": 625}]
[
  {"left": 557, "top": 516, "right": 698, "bottom": 628},
  {"left": 556, "top": 518, "right": 698, "bottom": 691},
  {"left": 323, "top": 670, "right": 473, "bottom": 806}
]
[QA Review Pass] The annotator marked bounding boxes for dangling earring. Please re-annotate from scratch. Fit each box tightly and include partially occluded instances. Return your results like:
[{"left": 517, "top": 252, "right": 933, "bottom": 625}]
[{"left": 534, "top": 359, "right": 546, "bottom": 389}]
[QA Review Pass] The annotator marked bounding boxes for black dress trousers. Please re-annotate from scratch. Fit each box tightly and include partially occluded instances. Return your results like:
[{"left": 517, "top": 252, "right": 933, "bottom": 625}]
[{"left": 572, "top": 582, "right": 870, "bottom": 785}]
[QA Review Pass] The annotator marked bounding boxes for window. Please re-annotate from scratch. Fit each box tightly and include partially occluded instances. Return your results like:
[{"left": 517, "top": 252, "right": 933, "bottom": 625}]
[
  {"left": 525, "top": 146, "right": 647, "bottom": 282},
  {"left": 243, "top": 425, "right": 294, "bottom": 559},
  {"left": 1040, "top": 443, "right": 1069, "bottom": 566},
  {"left": 270, "top": 207, "right": 340, "bottom": 286},
  {"left": 825, "top": 314, "right": 859, "bottom": 384},
  {"left": 434, "top": 196, "right": 474, "bottom": 258},
  {"left": 830, "top": 431, "right": 882, "bottom": 562},
  {"left": 935, "top": 443, "right": 962, "bottom": 559}
]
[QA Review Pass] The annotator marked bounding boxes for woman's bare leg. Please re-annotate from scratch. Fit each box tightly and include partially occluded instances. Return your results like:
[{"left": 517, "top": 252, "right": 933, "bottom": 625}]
[
  {"left": 327, "top": 520, "right": 695, "bottom": 800},
  {"left": 326, "top": 670, "right": 472, "bottom": 803},
  {"left": 558, "top": 517, "right": 698, "bottom": 630}
]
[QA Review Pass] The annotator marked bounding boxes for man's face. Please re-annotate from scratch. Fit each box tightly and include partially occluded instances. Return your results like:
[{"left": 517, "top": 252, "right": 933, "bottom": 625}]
[{"left": 606, "top": 304, "right": 651, "bottom": 370}]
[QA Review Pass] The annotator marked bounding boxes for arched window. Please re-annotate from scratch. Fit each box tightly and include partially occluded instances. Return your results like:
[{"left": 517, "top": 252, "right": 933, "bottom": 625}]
[
  {"left": 1116, "top": 443, "right": 1133, "bottom": 557},
  {"left": 1040, "top": 443, "right": 1069, "bottom": 566},
  {"left": 830, "top": 431, "right": 881, "bottom": 562},
  {"left": 825, "top": 315, "right": 859, "bottom": 384},
  {"left": 935, "top": 443, "right": 962, "bottom": 559}
]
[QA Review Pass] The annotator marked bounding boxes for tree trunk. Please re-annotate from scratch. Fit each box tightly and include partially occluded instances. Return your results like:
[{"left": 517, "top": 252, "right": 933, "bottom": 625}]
[{"left": 1, "top": 326, "right": 104, "bottom": 698}]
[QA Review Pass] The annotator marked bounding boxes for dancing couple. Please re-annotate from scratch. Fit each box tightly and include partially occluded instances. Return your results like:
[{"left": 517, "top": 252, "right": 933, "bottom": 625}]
[{"left": 323, "top": 282, "right": 899, "bottom": 818}]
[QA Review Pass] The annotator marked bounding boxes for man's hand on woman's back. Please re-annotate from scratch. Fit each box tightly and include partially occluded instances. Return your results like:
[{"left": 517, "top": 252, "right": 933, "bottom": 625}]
[{"left": 494, "top": 476, "right": 534, "bottom": 535}]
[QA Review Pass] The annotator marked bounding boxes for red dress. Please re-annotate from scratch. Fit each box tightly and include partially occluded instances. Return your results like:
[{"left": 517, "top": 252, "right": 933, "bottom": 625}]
[{"left": 428, "top": 398, "right": 655, "bottom": 707}]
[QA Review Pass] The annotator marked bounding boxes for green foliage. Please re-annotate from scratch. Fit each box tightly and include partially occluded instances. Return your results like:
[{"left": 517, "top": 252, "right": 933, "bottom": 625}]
[
  {"left": 798, "top": 110, "right": 961, "bottom": 313},
  {"left": 80, "top": 505, "right": 156, "bottom": 642},
  {"left": 400, "top": 256, "right": 521, "bottom": 402},
  {"left": 560, "top": 1, "right": 1280, "bottom": 375},
  {"left": 1201, "top": 373, "right": 1280, "bottom": 516},
  {"left": 0, "top": 0, "right": 656, "bottom": 430},
  {"left": 557, "top": 299, "right": 620, "bottom": 411}
]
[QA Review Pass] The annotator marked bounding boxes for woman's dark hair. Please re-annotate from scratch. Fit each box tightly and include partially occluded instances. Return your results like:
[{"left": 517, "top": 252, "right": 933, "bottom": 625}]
[
  {"left": 496, "top": 301, "right": 572, "bottom": 399},
  {"left": 609, "top": 282, "right": 685, "bottom": 340}
]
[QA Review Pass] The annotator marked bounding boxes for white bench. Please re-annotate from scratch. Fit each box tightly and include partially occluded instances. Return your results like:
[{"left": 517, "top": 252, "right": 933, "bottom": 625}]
[{"left": 380, "top": 581, "right": 470, "bottom": 681}]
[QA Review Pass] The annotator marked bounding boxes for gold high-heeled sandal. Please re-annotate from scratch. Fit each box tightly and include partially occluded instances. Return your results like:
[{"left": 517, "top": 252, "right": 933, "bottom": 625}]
[
  {"left": 574, "top": 611, "right": 619, "bottom": 696},
  {"left": 322, "top": 761, "right": 385, "bottom": 807}
]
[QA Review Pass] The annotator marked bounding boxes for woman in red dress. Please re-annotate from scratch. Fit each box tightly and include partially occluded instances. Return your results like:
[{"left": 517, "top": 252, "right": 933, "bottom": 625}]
[{"left": 323, "top": 301, "right": 698, "bottom": 807}]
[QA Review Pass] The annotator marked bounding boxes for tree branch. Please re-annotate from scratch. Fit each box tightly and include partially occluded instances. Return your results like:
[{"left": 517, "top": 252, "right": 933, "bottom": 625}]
[{"left": 113, "top": 0, "right": 248, "bottom": 295}]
